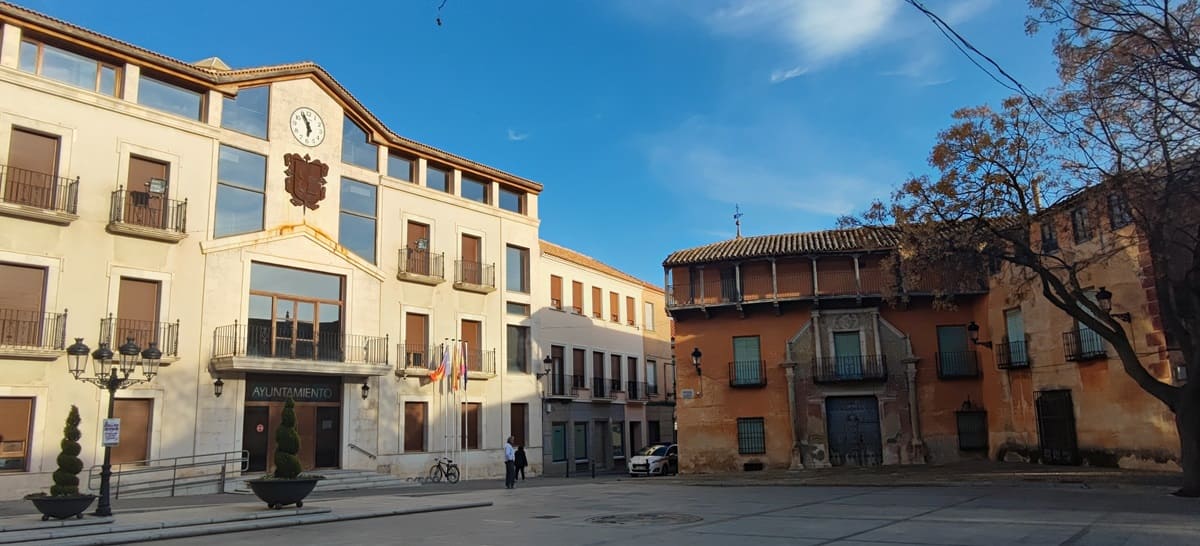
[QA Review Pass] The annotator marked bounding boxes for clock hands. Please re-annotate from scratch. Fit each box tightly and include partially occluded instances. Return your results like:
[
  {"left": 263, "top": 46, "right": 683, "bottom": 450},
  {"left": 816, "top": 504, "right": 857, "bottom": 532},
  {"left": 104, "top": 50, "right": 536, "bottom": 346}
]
[{"left": 301, "top": 112, "right": 313, "bottom": 136}]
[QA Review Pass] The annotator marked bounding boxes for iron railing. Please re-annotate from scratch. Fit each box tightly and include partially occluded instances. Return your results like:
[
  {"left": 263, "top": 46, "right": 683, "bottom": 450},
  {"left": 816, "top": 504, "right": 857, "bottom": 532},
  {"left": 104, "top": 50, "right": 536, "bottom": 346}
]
[
  {"left": 0, "top": 308, "right": 66, "bottom": 350},
  {"left": 100, "top": 315, "right": 179, "bottom": 356},
  {"left": 936, "top": 350, "right": 980, "bottom": 379},
  {"left": 212, "top": 322, "right": 388, "bottom": 365},
  {"left": 1064, "top": 329, "right": 1107, "bottom": 361},
  {"left": 592, "top": 377, "right": 619, "bottom": 398},
  {"left": 996, "top": 338, "right": 1030, "bottom": 369},
  {"left": 400, "top": 342, "right": 437, "bottom": 370},
  {"left": 626, "top": 381, "right": 647, "bottom": 400},
  {"left": 399, "top": 248, "right": 444, "bottom": 279},
  {"left": 647, "top": 382, "right": 660, "bottom": 397},
  {"left": 109, "top": 188, "right": 186, "bottom": 233},
  {"left": 728, "top": 360, "right": 768, "bottom": 387},
  {"left": 0, "top": 164, "right": 78, "bottom": 214},
  {"left": 88, "top": 450, "right": 248, "bottom": 499},
  {"left": 546, "top": 373, "right": 583, "bottom": 397},
  {"left": 465, "top": 348, "right": 496, "bottom": 375},
  {"left": 813, "top": 355, "right": 887, "bottom": 383},
  {"left": 455, "top": 259, "right": 495, "bottom": 288}
]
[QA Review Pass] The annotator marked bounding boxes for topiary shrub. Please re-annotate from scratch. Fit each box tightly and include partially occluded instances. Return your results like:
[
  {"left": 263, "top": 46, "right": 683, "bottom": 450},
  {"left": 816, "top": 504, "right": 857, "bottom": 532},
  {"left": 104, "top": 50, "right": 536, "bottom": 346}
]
[
  {"left": 273, "top": 398, "right": 303, "bottom": 479},
  {"left": 50, "top": 405, "right": 84, "bottom": 496}
]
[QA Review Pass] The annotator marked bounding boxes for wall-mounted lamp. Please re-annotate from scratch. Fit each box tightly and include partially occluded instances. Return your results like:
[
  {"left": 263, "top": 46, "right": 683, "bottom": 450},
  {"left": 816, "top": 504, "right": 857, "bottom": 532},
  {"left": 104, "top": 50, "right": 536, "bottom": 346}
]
[
  {"left": 691, "top": 347, "right": 702, "bottom": 376},
  {"left": 361, "top": 383, "right": 370, "bottom": 400},
  {"left": 537, "top": 355, "right": 553, "bottom": 379},
  {"left": 213, "top": 378, "right": 224, "bottom": 398},
  {"left": 967, "top": 321, "right": 993, "bottom": 348},
  {"left": 1096, "top": 286, "right": 1132, "bottom": 323}
]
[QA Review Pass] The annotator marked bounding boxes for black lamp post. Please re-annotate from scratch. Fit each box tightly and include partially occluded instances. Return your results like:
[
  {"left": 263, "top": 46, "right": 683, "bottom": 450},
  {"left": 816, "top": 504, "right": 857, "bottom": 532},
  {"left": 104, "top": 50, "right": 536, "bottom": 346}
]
[
  {"left": 967, "top": 321, "right": 993, "bottom": 348},
  {"left": 64, "top": 337, "right": 159, "bottom": 517},
  {"left": 537, "top": 355, "right": 553, "bottom": 379},
  {"left": 1095, "top": 286, "right": 1132, "bottom": 323}
]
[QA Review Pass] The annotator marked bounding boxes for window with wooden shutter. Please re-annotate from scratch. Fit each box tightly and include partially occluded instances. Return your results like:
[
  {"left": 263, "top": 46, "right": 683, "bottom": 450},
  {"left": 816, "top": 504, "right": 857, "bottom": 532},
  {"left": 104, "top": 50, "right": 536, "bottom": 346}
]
[
  {"left": 5, "top": 128, "right": 60, "bottom": 209},
  {"left": 550, "top": 276, "right": 563, "bottom": 309},
  {"left": 0, "top": 397, "right": 34, "bottom": 472},
  {"left": 125, "top": 156, "right": 169, "bottom": 229},
  {"left": 112, "top": 398, "right": 152, "bottom": 465},
  {"left": 404, "top": 402, "right": 427, "bottom": 452},
  {"left": 462, "top": 402, "right": 481, "bottom": 449},
  {"left": 609, "top": 292, "right": 620, "bottom": 322},
  {"left": 591, "top": 286, "right": 602, "bottom": 318},
  {"left": 626, "top": 296, "right": 636, "bottom": 326},
  {"left": 0, "top": 263, "right": 47, "bottom": 348},
  {"left": 115, "top": 277, "right": 160, "bottom": 350},
  {"left": 572, "top": 281, "right": 583, "bottom": 313},
  {"left": 404, "top": 313, "right": 429, "bottom": 368}
]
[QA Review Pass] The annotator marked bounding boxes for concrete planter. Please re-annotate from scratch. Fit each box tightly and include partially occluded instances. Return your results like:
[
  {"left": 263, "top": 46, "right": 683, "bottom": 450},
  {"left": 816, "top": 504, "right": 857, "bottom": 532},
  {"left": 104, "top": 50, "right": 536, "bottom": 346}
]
[{"left": 246, "top": 478, "right": 321, "bottom": 509}]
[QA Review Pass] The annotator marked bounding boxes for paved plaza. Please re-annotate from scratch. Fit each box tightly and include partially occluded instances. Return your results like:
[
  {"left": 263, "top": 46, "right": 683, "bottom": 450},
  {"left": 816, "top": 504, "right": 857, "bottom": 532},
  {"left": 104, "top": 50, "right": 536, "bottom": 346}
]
[{"left": 149, "top": 480, "right": 1200, "bottom": 546}]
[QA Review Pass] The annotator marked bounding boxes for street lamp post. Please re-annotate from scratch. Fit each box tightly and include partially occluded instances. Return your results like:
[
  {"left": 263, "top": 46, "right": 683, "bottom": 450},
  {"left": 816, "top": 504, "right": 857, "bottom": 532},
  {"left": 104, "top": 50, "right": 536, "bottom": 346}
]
[{"left": 64, "top": 336, "right": 160, "bottom": 517}]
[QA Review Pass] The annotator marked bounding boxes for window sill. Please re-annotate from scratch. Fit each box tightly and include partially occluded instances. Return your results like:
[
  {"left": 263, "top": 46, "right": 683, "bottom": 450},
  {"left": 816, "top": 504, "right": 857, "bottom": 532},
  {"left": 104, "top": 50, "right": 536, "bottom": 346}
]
[
  {"left": 0, "top": 347, "right": 62, "bottom": 361},
  {"left": 0, "top": 202, "right": 77, "bottom": 226},
  {"left": 467, "top": 370, "right": 496, "bottom": 380},
  {"left": 397, "top": 271, "right": 445, "bottom": 286},
  {"left": 107, "top": 221, "right": 187, "bottom": 243},
  {"left": 453, "top": 282, "right": 496, "bottom": 295},
  {"left": 397, "top": 366, "right": 433, "bottom": 377}
]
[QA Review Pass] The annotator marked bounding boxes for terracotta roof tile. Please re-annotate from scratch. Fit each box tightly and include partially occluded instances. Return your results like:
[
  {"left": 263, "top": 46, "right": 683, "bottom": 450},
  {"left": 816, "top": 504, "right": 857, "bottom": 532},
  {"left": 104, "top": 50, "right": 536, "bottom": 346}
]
[
  {"left": 663, "top": 227, "right": 898, "bottom": 267},
  {"left": 540, "top": 240, "right": 661, "bottom": 292}
]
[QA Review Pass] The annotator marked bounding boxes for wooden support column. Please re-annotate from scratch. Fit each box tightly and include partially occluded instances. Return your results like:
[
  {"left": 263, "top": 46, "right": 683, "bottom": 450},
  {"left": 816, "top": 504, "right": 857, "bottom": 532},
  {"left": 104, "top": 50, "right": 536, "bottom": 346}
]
[{"left": 771, "top": 258, "right": 780, "bottom": 315}]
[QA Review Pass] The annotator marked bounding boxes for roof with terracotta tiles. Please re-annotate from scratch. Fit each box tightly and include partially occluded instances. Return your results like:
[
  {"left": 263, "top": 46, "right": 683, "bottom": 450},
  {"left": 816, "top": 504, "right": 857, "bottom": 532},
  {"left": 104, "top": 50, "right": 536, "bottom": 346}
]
[
  {"left": 540, "top": 240, "right": 663, "bottom": 293},
  {"left": 0, "top": 2, "right": 542, "bottom": 193},
  {"left": 663, "top": 227, "right": 899, "bottom": 267}
]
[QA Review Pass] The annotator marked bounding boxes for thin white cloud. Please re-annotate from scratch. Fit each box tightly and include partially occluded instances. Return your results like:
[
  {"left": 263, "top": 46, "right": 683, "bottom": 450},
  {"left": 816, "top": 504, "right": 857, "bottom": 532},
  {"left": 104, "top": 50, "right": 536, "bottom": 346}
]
[
  {"left": 769, "top": 65, "right": 809, "bottom": 83},
  {"left": 507, "top": 129, "right": 529, "bottom": 142},
  {"left": 706, "top": 0, "right": 900, "bottom": 65}
]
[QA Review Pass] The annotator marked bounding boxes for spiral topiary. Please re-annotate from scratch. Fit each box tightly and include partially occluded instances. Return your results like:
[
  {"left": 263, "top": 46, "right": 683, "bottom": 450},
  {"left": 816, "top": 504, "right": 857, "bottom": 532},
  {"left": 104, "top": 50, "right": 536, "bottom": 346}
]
[
  {"left": 50, "top": 405, "right": 83, "bottom": 496},
  {"left": 273, "top": 398, "right": 303, "bottom": 479}
]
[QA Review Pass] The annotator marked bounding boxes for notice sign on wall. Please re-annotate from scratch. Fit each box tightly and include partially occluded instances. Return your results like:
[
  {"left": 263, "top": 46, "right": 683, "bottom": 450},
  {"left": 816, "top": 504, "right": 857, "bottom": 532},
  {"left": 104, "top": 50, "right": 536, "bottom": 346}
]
[{"left": 102, "top": 418, "right": 121, "bottom": 447}]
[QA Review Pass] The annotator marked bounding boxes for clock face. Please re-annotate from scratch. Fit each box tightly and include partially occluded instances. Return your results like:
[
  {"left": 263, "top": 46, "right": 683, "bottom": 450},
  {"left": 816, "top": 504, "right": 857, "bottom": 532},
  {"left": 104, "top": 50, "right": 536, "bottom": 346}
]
[{"left": 289, "top": 107, "right": 326, "bottom": 147}]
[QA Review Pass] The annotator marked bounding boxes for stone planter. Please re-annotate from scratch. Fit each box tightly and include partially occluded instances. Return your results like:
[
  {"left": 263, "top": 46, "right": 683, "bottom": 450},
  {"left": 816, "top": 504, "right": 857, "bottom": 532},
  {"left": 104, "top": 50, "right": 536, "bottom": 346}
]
[
  {"left": 26, "top": 494, "right": 96, "bottom": 521},
  {"left": 246, "top": 478, "right": 321, "bottom": 509}
]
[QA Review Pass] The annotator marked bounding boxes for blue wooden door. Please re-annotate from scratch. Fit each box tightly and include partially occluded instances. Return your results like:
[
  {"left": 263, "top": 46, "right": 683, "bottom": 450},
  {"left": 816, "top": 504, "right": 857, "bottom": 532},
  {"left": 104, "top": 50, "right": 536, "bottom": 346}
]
[{"left": 825, "top": 396, "right": 882, "bottom": 466}]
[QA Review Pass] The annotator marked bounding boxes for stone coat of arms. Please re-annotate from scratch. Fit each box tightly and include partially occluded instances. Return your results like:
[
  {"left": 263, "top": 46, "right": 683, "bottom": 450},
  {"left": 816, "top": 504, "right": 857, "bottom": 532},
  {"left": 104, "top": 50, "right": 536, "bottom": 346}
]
[{"left": 283, "top": 153, "right": 329, "bottom": 210}]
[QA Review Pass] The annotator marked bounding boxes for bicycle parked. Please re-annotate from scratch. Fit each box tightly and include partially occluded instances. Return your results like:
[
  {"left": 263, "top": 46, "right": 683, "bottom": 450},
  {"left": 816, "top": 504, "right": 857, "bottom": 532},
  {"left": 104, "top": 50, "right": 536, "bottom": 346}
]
[{"left": 428, "top": 456, "right": 460, "bottom": 484}]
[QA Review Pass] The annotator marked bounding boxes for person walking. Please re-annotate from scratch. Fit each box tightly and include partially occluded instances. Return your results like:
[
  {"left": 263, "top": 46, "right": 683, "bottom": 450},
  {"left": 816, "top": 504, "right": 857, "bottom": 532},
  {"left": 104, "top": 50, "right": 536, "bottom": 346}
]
[
  {"left": 515, "top": 444, "right": 528, "bottom": 480},
  {"left": 504, "top": 436, "right": 516, "bottom": 489}
]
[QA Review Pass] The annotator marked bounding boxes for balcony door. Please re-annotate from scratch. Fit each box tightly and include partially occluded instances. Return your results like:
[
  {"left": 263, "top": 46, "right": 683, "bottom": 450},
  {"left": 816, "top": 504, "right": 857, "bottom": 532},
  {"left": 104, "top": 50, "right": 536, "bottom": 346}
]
[
  {"left": 733, "top": 336, "right": 762, "bottom": 383},
  {"left": 461, "top": 319, "right": 482, "bottom": 371},
  {"left": 461, "top": 234, "right": 481, "bottom": 284},
  {"left": 115, "top": 277, "right": 160, "bottom": 349},
  {"left": 407, "top": 221, "right": 430, "bottom": 275},
  {"left": 0, "top": 263, "right": 46, "bottom": 348},
  {"left": 5, "top": 128, "right": 59, "bottom": 209},
  {"left": 125, "top": 156, "right": 169, "bottom": 229},
  {"left": 247, "top": 263, "right": 344, "bottom": 361},
  {"left": 832, "top": 331, "right": 863, "bottom": 379}
]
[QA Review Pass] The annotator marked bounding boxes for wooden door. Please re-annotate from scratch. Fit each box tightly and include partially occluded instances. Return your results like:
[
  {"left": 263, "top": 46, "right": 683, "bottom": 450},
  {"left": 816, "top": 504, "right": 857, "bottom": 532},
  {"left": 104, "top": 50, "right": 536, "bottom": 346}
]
[
  {"left": 405, "top": 313, "right": 429, "bottom": 368},
  {"left": 314, "top": 406, "right": 339, "bottom": 468},
  {"left": 112, "top": 399, "right": 152, "bottom": 465},
  {"left": 510, "top": 403, "right": 527, "bottom": 447},
  {"left": 406, "top": 221, "right": 430, "bottom": 275},
  {"left": 461, "top": 234, "right": 481, "bottom": 284},
  {"left": 243, "top": 406, "right": 270, "bottom": 472},
  {"left": 116, "top": 278, "right": 160, "bottom": 349},
  {"left": 5, "top": 129, "right": 58, "bottom": 209},
  {"left": 405, "top": 402, "right": 427, "bottom": 452},
  {"left": 461, "top": 319, "right": 482, "bottom": 371},
  {"left": 0, "top": 263, "right": 46, "bottom": 347},
  {"left": 825, "top": 396, "right": 883, "bottom": 466},
  {"left": 125, "top": 156, "right": 168, "bottom": 228}
]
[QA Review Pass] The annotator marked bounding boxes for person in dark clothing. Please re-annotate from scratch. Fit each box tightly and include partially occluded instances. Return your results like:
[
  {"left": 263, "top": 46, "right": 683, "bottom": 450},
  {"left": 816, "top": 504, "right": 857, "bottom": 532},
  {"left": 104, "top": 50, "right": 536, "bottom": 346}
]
[{"left": 514, "top": 445, "right": 528, "bottom": 480}]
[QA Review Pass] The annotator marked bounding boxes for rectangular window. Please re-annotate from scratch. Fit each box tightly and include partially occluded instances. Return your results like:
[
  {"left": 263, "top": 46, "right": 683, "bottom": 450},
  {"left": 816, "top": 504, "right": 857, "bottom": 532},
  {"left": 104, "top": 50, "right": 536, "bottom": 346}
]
[
  {"left": 426, "top": 164, "right": 451, "bottom": 193},
  {"left": 221, "top": 85, "right": 269, "bottom": 139},
  {"left": 566, "top": 281, "right": 582, "bottom": 313},
  {"left": 342, "top": 116, "right": 377, "bottom": 170},
  {"left": 404, "top": 221, "right": 432, "bottom": 276},
  {"left": 5, "top": 127, "right": 61, "bottom": 210},
  {"left": 387, "top": 152, "right": 414, "bottom": 182},
  {"left": 507, "top": 325, "right": 530, "bottom": 373},
  {"left": 552, "top": 422, "right": 567, "bottom": 462},
  {"left": 339, "top": 178, "right": 377, "bottom": 263},
  {"left": 460, "top": 234, "right": 483, "bottom": 284},
  {"left": 506, "top": 302, "right": 530, "bottom": 316},
  {"left": 626, "top": 296, "right": 636, "bottom": 326},
  {"left": 499, "top": 186, "right": 525, "bottom": 214},
  {"left": 573, "top": 422, "right": 588, "bottom": 461},
  {"left": 646, "top": 360, "right": 657, "bottom": 393},
  {"left": 737, "top": 417, "right": 766, "bottom": 454},
  {"left": 573, "top": 348, "right": 586, "bottom": 380},
  {"left": 1071, "top": 207, "right": 1093, "bottom": 243},
  {"left": 732, "top": 336, "right": 763, "bottom": 385},
  {"left": 0, "top": 397, "right": 33, "bottom": 472},
  {"left": 648, "top": 421, "right": 662, "bottom": 445},
  {"left": 138, "top": 74, "right": 203, "bottom": 120},
  {"left": 511, "top": 403, "right": 528, "bottom": 447},
  {"left": 609, "top": 292, "right": 620, "bottom": 322},
  {"left": 936, "top": 325, "right": 977, "bottom": 378},
  {"left": 1108, "top": 193, "right": 1132, "bottom": 229},
  {"left": 112, "top": 398, "right": 152, "bottom": 464},
  {"left": 123, "top": 156, "right": 170, "bottom": 229},
  {"left": 506, "top": 245, "right": 529, "bottom": 293},
  {"left": 246, "top": 263, "right": 344, "bottom": 360},
  {"left": 0, "top": 263, "right": 47, "bottom": 348},
  {"left": 644, "top": 302, "right": 655, "bottom": 331},
  {"left": 593, "top": 351, "right": 605, "bottom": 381},
  {"left": 612, "top": 422, "right": 625, "bottom": 459},
  {"left": 115, "top": 277, "right": 161, "bottom": 350},
  {"left": 592, "top": 286, "right": 603, "bottom": 318},
  {"left": 461, "top": 319, "right": 483, "bottom": 372},
  {"left": 610, "top": 354, "right": 622, "bottom": 384},
  {"left": 19, "top": 39, "right": 119, "bottom": 96},
  {"left": 404, "top": 313, "right": 429, "bottom": 368},
  {"left": 215, "top": 145, "right": 266, "bottom": 237},
  {"left": 404, "top": 402, "right": 427, "bottom": 452},
  {"left": 1040, "top": 221, "right": 1058, "bottom": 252},
  {"left": 461, "top": 402, "right": 481, "bottom": 450},
  {"left": 461, "top": 175, "right": 489, "bottom": 204},
  {"left": 551, "top": 276, "right": 563, "bottom": 309}
]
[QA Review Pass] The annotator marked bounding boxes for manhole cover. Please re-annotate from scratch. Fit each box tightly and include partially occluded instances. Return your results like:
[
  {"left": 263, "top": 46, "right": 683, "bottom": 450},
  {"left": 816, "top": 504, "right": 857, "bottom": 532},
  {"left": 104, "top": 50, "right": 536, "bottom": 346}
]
[{"left": 587, "top": 513, "right": 703, "bottom": 526}]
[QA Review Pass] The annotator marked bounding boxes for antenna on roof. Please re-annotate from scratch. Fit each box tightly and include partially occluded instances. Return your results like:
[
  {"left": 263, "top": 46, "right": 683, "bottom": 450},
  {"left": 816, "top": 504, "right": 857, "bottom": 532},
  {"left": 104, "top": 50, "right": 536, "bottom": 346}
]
[{"left": 734, "top": 204, "right": 744, "bottom": 239}]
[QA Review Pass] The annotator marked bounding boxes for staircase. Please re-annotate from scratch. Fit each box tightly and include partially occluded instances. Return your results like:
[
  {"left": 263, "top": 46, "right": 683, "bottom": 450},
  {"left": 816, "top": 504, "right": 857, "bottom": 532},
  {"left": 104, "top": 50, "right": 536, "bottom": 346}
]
[{"left": 226, "top": 469, "right": 419, "bottom": 494}]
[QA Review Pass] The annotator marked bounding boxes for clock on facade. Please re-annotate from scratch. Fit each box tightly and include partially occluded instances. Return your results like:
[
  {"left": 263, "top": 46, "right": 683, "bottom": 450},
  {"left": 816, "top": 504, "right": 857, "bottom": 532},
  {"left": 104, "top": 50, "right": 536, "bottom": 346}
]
[{"left": 289, "top": 107, "right": 325, "bottom": 147}]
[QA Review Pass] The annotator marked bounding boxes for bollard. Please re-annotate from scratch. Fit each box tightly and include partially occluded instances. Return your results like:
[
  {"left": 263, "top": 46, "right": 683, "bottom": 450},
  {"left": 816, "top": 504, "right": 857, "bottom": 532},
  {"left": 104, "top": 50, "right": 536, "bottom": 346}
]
[{"left": 591, "top": 460, "right": 596, "bottom": 479}]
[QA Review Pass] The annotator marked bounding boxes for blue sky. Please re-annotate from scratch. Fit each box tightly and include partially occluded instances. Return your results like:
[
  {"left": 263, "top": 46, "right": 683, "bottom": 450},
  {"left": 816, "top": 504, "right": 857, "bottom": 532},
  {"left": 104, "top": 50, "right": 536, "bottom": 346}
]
[{"left": 22, "top": 0, "right": 1060, "bottom": 284}]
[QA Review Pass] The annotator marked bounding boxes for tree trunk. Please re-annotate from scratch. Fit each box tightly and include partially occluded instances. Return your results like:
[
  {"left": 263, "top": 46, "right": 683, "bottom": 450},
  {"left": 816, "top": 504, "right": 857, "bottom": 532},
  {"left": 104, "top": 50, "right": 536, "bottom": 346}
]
[{"left": 1175, "top": 380, "right": 1200, "bottom": 497}]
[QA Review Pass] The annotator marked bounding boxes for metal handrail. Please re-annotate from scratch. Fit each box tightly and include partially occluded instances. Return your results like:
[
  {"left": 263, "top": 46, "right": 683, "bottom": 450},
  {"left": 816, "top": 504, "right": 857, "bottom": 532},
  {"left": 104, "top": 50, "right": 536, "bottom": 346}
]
[
  {"left": 87, "top": 450, "right": 248, "bottom": 499},
  {"left": 348, "top": 443, "right": 377, "bottom": 460}
]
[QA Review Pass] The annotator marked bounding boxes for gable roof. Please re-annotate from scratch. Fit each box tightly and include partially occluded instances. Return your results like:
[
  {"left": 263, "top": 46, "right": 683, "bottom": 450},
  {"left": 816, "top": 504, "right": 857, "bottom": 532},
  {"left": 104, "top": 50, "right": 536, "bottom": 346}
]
[
  {"left": 0, "top": 2, "right": 542, "bottom": 193},
  {"left": 540, "top": 240, "right": 662, "bottom": 293},
  {"left": 663, "top": 227, "right": 898, "bottom": 267}
]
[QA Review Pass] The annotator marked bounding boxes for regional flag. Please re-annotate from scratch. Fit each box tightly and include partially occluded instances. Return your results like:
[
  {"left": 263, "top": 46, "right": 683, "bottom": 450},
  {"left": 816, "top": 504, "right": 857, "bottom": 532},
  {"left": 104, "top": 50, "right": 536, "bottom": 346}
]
[{"left": 430, "top": 343, "right": 448, "bottom": 382}]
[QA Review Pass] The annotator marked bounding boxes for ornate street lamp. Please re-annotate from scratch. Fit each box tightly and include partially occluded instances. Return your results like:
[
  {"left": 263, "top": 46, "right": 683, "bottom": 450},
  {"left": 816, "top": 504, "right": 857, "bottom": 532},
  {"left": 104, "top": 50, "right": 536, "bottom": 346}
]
[
  {"left": 213, "top": 378, "right": 225, "bottom": 398},
  {"left": 967, "top": 321, "right": 993, "bottom": 348},
  {"left": 691, "top": 347, "right": 702, "bottom": 376},
  {"left": 361, "top": 383, "right": 371, "bottom": 400},
  {"left": 64, "top": 336, "right": 158, "bottom": 517},
  {"left": 1096, "top": 286, "right": 1132, "bottom": 323},
  {"left": 537, "top": 355, "right": 553, "bottom": 379}
]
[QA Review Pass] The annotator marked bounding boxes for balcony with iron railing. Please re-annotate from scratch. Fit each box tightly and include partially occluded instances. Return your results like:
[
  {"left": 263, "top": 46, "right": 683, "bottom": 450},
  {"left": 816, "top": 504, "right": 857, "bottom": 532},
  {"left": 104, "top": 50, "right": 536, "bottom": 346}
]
[
  {"left": 812, "top": 355, "right": 887, "bottom": 384},
  {"left": 99, "top": 315, "right": 180, "bottom": 359},
  {"left": 996, "top": 338, "right": 1031, "bottom": 370},
  {"left": 0, "top": 308, "right": 67, "bottom": 359},
  {"left": 465, "top": 348, "right": 497, "bottom": 378},
  {"left": 1064, "top": 328, "right": 1107, "bottom": 362},
  {"left": 545, "top": 373, "right": 585, "bottom": 398},
  {"left": 936, "top": 350, "right": 980, "bottom": 379},
  {"left": 211, "top": 321, "right": 390, "bottom": 376},
  {"left": 728, "top": 360, "right": 768, "bottom": 387},
  {"left": 592, "top": 377, "right": 618, "bottom": 399},
  {"left": 397, "top": 342, "right": 437, "bottom": 376},
  {"left": 106, "top": 187, "right": 187, "bottom": 242},
  {"left": 398, "top": 249, "right": 445, "bottom": 285},
  {"left": 454, "top": 259, "right": 496, "bottom": 293},
  {"left": 626, "top": 380, "right": 647, "bottom": 401},
  {"left": 0, "top": 164, "right": 79, "bottom": 224}
]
